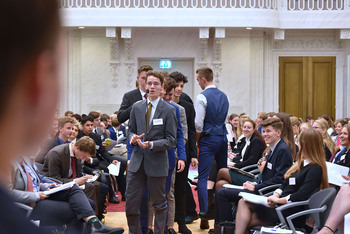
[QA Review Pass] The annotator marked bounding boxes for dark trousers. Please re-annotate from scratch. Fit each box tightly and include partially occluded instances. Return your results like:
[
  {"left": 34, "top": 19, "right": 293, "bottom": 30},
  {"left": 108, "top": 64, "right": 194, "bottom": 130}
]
[
  {"left": 140, "top": 168, "right": 174, "bottom": 234},
  {"left": 30, "top": 184, "right": 95, "bottom": 227},
  {"left": 126, "top": 163, "right": 167, "bottom": 234},
  {"left": 174, "top": 160, "right": 190, "bottom": 223},
  {"left": 215, "top": 187, "right": 254, "bottom": 224},
  {"left": 99, "top": 155, "right": 127, "bottom": 197},
  {"left": 185, "top": 182, "right": 197, "bottom": 217},
  {"left": 198, "top": 134, "right": 227, "bottom": 212}
]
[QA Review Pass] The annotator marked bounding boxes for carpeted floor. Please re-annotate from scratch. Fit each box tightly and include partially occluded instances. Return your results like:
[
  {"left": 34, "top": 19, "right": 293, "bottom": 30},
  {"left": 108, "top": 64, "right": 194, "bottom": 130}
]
[{"left": 105, "top": 182, "right": 210, "bottom": 233}]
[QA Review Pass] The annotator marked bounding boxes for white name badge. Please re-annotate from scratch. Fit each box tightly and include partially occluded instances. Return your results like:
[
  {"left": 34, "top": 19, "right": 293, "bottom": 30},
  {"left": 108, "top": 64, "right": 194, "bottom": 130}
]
[
  {"left": 96, "top": 145, "right": 100, "bottom": 150},
  {"left": 340, "top": 155, "right": 346, "bottom": 161},
  {"left": 153, "top": 118, "right": 163, "bottom": 125},
  {"left": 267, "top": 162, "right": 272, "bottom": 170},
  {"left": 289, "top": 177, "right": 296, "bottom": 185}
]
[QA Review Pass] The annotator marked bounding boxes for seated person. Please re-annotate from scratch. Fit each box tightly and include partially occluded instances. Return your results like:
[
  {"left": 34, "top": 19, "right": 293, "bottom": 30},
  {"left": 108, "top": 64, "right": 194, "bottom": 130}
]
[
  {"left": 42, "top": 136, "right": 108, "bottom": 219},
  {"left": 36, "top": 116, "right": 76, "bottom": 163},
  {"left": 69, "top": 121, "right": 81, "bottom": 143},
  {"left": 9, "top": 157, "right": 123, "bottom": 234},
  {"left": 329, "top": 124, "right": 350, "bottom": 167},
  {"left": 235, "top": 128, "right": 328, "bottom": 234},
  {"left": 214, "top": 118, "right": 293, "bottom": 225},
  {"left": 313, "top": 119, "right": 336, "bottom": 161},
  {"left": 216, "top": 119, "right": 266, "bottom": 188},
  {"left": 77, "top": 116, "right": 127, "bottom": 202},
  {"left": 318, "top": 177, "right": 350, "bottom": 234}
]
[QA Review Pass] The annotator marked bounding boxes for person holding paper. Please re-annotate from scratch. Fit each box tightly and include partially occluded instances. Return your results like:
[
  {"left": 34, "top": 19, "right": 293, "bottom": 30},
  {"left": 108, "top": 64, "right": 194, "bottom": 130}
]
[
  {"left": 213, "top": 118, "right": 292, "bottom": 228},
  {"left": 329, "top": 124, "right": 350, "bottom": 167},
  {"left": 10, "top": 157, "right": 124, "bottom": 234},
  {"left": 235, "top": 128, "right": 328, "bottom": 234},
  {"left": 42, "top": 136, "right": 108, "bottom": 220},
  {"left": 126, "top": 71, "right": 177, "bottom": 234}
]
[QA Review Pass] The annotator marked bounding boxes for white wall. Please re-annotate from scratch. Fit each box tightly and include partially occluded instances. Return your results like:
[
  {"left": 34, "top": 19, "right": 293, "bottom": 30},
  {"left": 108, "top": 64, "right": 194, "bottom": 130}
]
[{"left": 62, "top": 27, "right": 348, "bottom": 119}]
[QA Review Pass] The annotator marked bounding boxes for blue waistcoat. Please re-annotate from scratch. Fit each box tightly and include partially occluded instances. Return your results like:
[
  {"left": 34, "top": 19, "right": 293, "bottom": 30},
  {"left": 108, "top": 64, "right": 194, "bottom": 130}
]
[{"left": 202, "top": 87, "right": 229, "bottom": 136}]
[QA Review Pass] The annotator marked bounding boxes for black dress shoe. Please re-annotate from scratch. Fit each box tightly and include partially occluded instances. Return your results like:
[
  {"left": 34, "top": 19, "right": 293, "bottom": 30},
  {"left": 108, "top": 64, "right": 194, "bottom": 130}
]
[
  {"left": 178, "top": 222, "right": 192, "bottom": 234},
  {"left": 147, "top": 228, "right": 153, "bottom": 234},
  {"left": 200, "top": 219, "right": 209, "bottom": 229},
  {"left": 109, "top": 195, "right": 120, "bottom": 204},
  {"left": 185, "top": 213, "right": 199, "bottom": 224},
  {"left": 167, "top": 228, "right": 177, "bottom": 234},
  {"left": 199, "top": 210, "right": 215, "bottom": 220},
  {"left": 88, "top": 220, "right": 124, "bottom": 234}
]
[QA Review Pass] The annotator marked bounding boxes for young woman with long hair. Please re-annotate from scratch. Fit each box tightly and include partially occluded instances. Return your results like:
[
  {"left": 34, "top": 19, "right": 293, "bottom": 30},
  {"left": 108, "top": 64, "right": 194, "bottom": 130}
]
[{"left": 235, "top": 128, "right": 328, "bottom": 234}]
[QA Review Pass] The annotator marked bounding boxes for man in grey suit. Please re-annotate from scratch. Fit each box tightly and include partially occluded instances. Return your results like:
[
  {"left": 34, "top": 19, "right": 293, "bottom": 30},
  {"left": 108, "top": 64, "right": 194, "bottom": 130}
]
[{"left": 126, "top": 71, "right": 177, "bottom": 234}]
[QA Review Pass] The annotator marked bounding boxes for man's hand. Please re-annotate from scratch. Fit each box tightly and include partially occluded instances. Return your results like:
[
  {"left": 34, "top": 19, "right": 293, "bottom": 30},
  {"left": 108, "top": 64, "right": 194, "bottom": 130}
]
[
  {"left": 137, "top": 139, "right": 151, "bottom": 149},
  {"left": 243, "top": 181, "right": 256, "bottom": 191},
  {"left": 112, "top": 160, "right": 118, "bottom": 165},
  {"left": 177, "top": 160, "right": 185, "bottom": 173},
  {"left": 191, "top": 158, "right": 198, "bottom": 169},
  {"left": 130, "top": 133, "right": 145, "bottom": 144},
  {"left": 342, "top": 175, "right": 350, "bottom": 181},
  {"left": 74, "top": 175, "right": 91, "bottom": 186},
  {"left": 38, "top": 192, "right": 49, "bottom": 200}
]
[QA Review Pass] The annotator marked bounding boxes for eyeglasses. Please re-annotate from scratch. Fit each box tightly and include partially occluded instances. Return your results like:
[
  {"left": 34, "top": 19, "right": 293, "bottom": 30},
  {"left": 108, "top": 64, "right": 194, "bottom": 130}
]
[{"left": 146, "top": 82, "right": 160, "bottom": 86}]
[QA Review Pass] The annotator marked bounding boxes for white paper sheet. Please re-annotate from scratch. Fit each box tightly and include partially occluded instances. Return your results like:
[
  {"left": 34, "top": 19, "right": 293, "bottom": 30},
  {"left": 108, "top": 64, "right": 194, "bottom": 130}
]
[
  {"left": 108, "top": 162, "right": 121, "bottom": 176},
  {"left": 86, "top": 174, "right": 99, "bottom": 183},
  {"left": 43, "top": 181, "right": 75, "bottom": 195},
  {"left": 239, "top": 192, "right": 269, "bottom": 207},
  {"left": 223, "top": 184, "right": 244, "bottom": 190},
  {"left": 326, "top": 162, "right": 350, "bottom": 186}
]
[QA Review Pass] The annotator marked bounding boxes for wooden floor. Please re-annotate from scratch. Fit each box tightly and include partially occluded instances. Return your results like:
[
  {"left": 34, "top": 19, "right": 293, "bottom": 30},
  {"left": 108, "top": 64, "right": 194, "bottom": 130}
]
[{"left": 105, "top": 212, "right": 215, "bottom": 234}]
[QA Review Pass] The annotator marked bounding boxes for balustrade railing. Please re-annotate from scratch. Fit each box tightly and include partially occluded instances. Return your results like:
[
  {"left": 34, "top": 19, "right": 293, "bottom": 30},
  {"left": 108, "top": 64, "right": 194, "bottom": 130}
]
[
  {"left": 60, "top": 0, "right": 278, "bottom": 9},
  {"left": 60, "top": 0, "right": 345, "bottom": 10}
]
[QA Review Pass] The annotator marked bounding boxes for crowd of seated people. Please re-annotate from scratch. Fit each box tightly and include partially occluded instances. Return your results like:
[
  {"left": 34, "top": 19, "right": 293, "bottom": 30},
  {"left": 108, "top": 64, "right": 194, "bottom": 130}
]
[
  {"left": 12, "top": 103, "right": 350, "bottom": 234},
  {"left": 198, "top": 112, "right": 350, "bottom": 233},
  {"left": 10, "top": 109, "right": 129, "bottom": 233}
]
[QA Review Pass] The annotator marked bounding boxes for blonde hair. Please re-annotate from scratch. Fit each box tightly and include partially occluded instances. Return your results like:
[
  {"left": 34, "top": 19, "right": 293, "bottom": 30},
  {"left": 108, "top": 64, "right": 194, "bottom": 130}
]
[
  {"left": 237, "top": 115, "right": 251, "bottom": 137},
  {"left": 285, "top": 128, "right": 328, "bottom": 189},
  {"left": 315, "top": 119, "right": 337, "bottom": 154}
]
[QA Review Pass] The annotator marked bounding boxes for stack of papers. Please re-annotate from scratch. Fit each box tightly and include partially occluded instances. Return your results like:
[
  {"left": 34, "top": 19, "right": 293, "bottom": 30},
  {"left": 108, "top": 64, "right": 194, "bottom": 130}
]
[
  {"left": 223, "top": 184, "right": 244, "bottom": 190},
  {"left": 43, "top": 181, "right": 75, "bottom": 195},
  {"left": 239, "top": 192, "right": 269, "bottom": 207},
  {"left": 326, "top": 162, "right": 350, "bottom": 186}
]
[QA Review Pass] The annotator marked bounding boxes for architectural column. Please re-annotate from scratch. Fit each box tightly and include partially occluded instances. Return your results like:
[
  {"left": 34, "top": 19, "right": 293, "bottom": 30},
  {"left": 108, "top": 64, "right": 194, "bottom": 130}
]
[
  {"left": 67, "top": 30, "right": 82, "bottom": 113},
  {"left": 212, "top": 39, "right": 223, "bottom": 87},
  {"left": 249, "top": 31, "right": 264, "bottom": 118},
  {"left": 109, "top": 38, "right": 120, "bottom": 88}
]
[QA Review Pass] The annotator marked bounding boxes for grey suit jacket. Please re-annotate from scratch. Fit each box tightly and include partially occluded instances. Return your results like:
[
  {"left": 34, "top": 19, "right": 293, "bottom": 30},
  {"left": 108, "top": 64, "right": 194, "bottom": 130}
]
[
  {"left": 42, "top": 144, "right": 83, "bottom": 183},
  {"left": 170, "top": 100, "right": 188, "bottom": 141},
  {"left": 128, "top": 98, "right": 177, "bottom": 177},
  {"left": 9, "top": 158, "right": 50, "bottom": 205}
]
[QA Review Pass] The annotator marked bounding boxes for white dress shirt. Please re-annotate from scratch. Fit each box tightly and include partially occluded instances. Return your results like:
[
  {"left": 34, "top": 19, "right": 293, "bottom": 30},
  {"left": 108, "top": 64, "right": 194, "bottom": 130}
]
[{"left": 195, "top": 84, "right": 216, "bottom": 133}]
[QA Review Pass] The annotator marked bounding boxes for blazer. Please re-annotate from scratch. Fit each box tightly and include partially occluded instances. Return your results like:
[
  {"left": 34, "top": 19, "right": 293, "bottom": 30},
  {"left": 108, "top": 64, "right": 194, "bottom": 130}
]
[
  {"left": 42, "top": 144, "right": 83, "bottom": 183},
  {"left": 254, "top": 138, "right": 293, "bottom": 192},
  {"left": 233, "top": 133, "right": 264, "bottom": 169},
  {"left": 76, "top": 131, "right": 114, "bottom": 163},
  {"left": 35, "top": 136, "right": 61, "bottom": 164},
  {"left": 330, "top": 147, "right": 350, "bottom": 167},
  {"left": 178, "top": 99, "right": 197, "bottom": 161},
  {"left": 0, "top": 185, "right": 42, "bottom": 234},
  {"left": 9, "top": 158, "right": 53, "bottom": 205},
  {"left": 117, "top": 88, "right": 143, "bottom": 123},
  {"left": 128, "top": 98, "right": 177, "bottom": 177},
  {"left": 180, "top": 92, "right": 193, "bottom": 105},
  {"left": 171, "top": 100, "right": 188, "bottom": 141}
]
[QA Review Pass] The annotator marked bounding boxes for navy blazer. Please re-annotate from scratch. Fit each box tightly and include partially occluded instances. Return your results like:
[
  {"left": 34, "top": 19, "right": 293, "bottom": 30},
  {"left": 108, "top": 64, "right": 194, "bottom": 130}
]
[
  {"left": 117, "top": 88, "right": 143, "bottom": 123},
  {"left": 254, "top": 138, "right": 293, "bottom": 192},
  {"left": 233, "top": 133, "right": 265, "bottom": 169}
]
